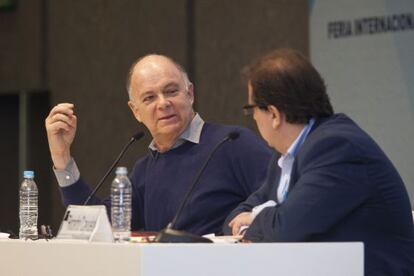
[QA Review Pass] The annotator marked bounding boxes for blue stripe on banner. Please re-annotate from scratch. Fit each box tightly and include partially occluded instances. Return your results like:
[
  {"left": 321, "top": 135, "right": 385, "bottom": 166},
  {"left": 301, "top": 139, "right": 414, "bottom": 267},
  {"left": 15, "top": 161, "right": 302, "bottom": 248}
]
[{"left": 308, "top": 0, "right": 316, "bottom": 13}]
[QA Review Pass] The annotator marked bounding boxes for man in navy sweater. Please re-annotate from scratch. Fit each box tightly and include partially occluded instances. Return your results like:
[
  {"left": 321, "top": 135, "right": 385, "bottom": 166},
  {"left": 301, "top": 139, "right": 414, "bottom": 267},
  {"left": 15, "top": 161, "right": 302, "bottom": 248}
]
[
  {"left": 45, "top": 54, "right": 272, "bottom": 235},
  {"left": 224, "top": 49, "right": 414, "bottom": 275}
]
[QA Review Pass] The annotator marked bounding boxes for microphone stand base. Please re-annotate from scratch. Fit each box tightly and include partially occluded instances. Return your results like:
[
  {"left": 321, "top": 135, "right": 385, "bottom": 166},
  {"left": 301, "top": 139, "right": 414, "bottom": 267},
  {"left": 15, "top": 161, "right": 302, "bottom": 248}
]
[{"left": 154, "top": 228, "right": 213, "bottom": 243}]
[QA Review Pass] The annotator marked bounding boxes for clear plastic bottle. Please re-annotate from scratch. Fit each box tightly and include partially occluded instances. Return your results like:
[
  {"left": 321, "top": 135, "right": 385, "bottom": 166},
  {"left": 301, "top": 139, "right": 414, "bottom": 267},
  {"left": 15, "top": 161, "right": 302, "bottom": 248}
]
[
  {"left": 111, "top": 166, "right": 132, "bottom": 242},
  {"left": 19, "top": 170, "right": 38, "bottom": 239}
]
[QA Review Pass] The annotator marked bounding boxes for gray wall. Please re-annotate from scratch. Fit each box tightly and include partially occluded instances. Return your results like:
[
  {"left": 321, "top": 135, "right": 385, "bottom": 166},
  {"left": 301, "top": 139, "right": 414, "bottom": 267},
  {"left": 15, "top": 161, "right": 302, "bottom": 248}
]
[
  {"left": 0, "top": 0, "right": 44, "bottom": 90},
  {"left": 0, "top": 0, "right": 308, "bottom": 231},
  {"left": 195, "top": 1, "right": 308, "bottom": 128}
]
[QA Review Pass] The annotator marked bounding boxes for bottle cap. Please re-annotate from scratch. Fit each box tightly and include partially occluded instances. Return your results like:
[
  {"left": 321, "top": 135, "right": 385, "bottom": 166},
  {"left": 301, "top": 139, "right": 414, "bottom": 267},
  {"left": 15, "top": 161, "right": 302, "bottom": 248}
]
[
  {"left": 115, "top": 166, "right": 128, "bottom": 175},
  {"left": 23, "top": 170, "right": 35, "bottom": 178}
]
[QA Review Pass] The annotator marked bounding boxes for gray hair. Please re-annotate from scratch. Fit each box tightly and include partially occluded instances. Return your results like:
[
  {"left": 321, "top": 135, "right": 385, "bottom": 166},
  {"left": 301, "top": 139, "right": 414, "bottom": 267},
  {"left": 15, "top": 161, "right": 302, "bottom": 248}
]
[{"left": 126, "top": 54, "right": 191, "bottom": 101}]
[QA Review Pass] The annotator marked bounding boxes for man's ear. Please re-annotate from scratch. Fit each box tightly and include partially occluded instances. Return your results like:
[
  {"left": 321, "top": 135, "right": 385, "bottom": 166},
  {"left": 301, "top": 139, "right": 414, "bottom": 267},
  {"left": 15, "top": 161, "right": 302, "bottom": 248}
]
[
  {"left": 128, "top": 101, "right": 142, "bottom": 122},
  {"left": 267, "top": 105, "right": 282, "bottom": 129},
  {"left": 187, "top": 83, "right": 194, "bottom": 105}
]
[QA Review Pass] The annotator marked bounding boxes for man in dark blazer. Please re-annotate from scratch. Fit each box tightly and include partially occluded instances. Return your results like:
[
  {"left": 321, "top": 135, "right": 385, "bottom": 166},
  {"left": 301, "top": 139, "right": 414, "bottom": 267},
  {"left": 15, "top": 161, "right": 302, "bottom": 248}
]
[{"left": 224, "top": 48, "right": 414, "bottom": 275}]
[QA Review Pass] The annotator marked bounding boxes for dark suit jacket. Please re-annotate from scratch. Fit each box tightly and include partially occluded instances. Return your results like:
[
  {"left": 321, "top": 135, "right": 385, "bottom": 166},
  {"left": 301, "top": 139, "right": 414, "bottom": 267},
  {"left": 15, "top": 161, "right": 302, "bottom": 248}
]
[{"left": 224, "top": 114, "right": 414, "bottom": 275}]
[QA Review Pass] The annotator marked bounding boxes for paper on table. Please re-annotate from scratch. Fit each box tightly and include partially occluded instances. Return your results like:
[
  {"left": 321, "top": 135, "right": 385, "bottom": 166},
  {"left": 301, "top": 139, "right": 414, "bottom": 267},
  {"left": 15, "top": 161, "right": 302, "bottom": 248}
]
[
  {"left": 203, "top": 234, "right": 242, "bottom": 243},
  {"left": 0, "top": 232, "right": 10, "bottom": 239}
]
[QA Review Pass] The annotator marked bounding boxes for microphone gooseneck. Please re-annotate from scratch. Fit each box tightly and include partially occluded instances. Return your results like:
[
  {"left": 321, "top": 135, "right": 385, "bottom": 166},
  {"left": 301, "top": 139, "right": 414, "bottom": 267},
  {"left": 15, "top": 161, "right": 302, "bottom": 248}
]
[
  {"left": 83, "top": 131, "right": 145, "bottom": 205},
  {"left": 168, "top": 131, "right": 240, "bottom": 229},
  {"left": 155, "top": 131, "right": 240, "bottom": 243}
]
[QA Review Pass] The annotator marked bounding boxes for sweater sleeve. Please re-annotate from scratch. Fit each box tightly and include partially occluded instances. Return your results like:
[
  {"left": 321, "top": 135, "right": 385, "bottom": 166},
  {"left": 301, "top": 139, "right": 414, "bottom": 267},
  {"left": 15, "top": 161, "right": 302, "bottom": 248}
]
[
  {"left": 59, "top": 177, "right": 112, "bottom": 220},
  {"left": 60, "top": 158, "right": 148, "bottom": 231},
  {"left": 227, "top": 127, "right": 273, "bottom": 196},
  {"left": 59, "top": 177, "right": 113, "bottom": 224},
  {"left": 60, "top": 177, "right": 96, "bottom": 206},
  {"left": 222, "top": 151, "right": 280, "bottom": 235}
]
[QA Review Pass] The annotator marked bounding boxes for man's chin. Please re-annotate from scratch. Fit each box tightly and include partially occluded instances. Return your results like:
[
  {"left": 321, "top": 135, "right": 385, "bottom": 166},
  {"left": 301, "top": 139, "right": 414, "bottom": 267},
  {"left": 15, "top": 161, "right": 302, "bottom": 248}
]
[{"left": 158, "top": 124, "right": 183, "bottom": 137}]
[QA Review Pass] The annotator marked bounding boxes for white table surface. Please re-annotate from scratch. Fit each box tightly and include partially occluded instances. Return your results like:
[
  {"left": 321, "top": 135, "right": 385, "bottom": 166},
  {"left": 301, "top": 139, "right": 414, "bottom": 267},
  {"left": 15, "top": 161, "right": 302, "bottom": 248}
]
[{"left": 0, "top": 239, "right": 364, "bottom": 276}]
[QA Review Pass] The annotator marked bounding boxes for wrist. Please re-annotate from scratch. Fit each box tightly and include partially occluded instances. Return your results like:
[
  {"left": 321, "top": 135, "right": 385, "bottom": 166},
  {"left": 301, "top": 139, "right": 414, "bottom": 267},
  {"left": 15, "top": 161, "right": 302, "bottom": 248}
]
[{"left": 51, "top": 153, "right": 71, "bottom": 170}]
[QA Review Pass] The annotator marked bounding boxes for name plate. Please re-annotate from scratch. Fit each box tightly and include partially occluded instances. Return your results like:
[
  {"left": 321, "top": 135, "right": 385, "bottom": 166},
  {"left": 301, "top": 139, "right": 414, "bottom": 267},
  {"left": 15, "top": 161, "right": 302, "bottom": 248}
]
[{"left": 56, "top": 205, "right": 114, "bottom": 243}]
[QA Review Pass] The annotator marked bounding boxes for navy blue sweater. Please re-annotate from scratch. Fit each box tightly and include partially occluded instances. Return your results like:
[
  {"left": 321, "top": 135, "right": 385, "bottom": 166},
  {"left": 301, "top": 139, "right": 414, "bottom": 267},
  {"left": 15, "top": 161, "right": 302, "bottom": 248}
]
[{"left": 60, "top": 123, "right": 272, "bottom": 235}]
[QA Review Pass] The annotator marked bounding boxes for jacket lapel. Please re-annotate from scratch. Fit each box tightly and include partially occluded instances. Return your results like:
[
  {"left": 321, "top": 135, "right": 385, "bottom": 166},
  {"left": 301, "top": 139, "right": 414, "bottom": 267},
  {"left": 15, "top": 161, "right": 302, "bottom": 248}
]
[{"left": 287, "top": 117, "right": 325, "bottom": 193}]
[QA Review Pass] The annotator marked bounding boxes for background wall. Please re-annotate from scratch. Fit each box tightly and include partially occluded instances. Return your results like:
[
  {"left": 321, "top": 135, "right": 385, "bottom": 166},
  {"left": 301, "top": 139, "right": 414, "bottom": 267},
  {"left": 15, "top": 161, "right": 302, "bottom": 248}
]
[{"left": 0, "top": 0, "right": 308, "bottom": 233}]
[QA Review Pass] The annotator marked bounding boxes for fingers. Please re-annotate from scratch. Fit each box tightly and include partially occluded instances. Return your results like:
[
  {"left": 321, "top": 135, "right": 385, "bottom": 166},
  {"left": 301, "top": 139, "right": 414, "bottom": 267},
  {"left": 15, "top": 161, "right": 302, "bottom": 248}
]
[
  {"left": 48, "top": 113, "right": 77, "bottom": 128},
  {"left": 49, "top": 119, "right": 76, "bottom": 132},
  {"left": 229, "top": 217, "right": 242, "bottom": 236},
  {"left": 45, "top": 103, "right": 77, "bottom": 132},
  {"left": 46, "top": 103, "right": 74, "bottom": 122},
  {"left": 47, "top": 103, "right": 74, "bottom": 119},
  {"left": 228, "top": 212, "right": 253, "bottom": 236},
  {"left": 51, "top": 103, "right": 74, "bottom": 114},
  {"left": 46, "top": 114, "right": 77, "bottom": 134},
  {"left": 232, "top": 222, "right": 242, "bottom": 236}
]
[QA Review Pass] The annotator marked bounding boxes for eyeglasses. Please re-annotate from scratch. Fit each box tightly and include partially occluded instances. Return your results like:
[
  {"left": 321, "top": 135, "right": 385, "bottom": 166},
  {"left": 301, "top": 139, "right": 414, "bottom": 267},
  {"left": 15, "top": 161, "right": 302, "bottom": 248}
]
[
  {"left": 242, "top": 104, "right": 257, "bottom": 116},
  {"left": 242, "top": 104, "right": 268, "bottom": 116}
]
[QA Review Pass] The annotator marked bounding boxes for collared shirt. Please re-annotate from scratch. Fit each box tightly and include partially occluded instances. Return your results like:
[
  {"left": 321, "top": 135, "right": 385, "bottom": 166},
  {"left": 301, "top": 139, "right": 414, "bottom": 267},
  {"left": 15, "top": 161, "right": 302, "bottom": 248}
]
[
  {"left": 250, "top": 118, "right": 315, "bottom": 219},
  {"left": 276, "top": 118, "right": 315, "bottom": 203},
  {"left": 54, "top": 113, "right": 205, "bottom": 187}
]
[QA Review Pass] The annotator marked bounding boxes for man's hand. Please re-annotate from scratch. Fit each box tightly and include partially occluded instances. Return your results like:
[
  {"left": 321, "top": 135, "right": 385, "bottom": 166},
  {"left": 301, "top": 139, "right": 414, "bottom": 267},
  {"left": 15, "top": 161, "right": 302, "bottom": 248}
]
[
  {"left": 228, "top": 212, "right": 254, "bottom": 236},
  {"left": 45, "top": 103, "right": 77, "bottom": 169}
]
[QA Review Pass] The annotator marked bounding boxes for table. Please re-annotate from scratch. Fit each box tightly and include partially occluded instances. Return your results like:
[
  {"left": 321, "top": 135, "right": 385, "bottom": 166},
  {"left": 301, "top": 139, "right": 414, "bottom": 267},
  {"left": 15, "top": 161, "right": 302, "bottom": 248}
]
[{"left": 0, "top": 239, "right": 363, "bottom": 276}]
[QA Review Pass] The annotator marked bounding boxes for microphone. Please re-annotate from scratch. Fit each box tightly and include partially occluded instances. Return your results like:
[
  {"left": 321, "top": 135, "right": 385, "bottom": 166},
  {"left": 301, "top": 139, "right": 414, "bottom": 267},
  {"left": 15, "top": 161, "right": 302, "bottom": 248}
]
[
  {"left": 83, "top": 131, "right": 145, "bottom": 205},
  {"left": 155, "top": 131, "right": 240, "bottom": 243}
]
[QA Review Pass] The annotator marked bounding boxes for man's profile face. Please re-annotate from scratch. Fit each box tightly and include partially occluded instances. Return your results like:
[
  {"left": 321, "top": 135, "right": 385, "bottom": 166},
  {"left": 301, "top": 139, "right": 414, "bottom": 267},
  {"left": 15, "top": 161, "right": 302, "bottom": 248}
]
[
  {"left": 128, "top": 56, "right": 194, "bottom": 145},
  {"left": 248, "top": 83, "right": 274, "bottom": 148}
]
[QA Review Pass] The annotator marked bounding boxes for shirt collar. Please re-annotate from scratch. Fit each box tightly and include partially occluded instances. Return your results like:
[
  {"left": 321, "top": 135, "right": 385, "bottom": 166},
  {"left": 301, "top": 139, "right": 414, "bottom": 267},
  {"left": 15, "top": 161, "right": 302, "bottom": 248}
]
[
  {"left": 278, "top": 118, "right": 315, "bottom": 167},
  {"left": 149, "top": 113, "right": 205, "bottom": 152}
]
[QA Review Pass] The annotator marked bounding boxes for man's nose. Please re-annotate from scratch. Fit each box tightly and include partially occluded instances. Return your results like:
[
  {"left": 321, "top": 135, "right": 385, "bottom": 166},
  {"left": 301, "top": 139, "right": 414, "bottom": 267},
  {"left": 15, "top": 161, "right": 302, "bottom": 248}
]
[{"left": 157, "top": 95, "right": 171, "bottom": 109}]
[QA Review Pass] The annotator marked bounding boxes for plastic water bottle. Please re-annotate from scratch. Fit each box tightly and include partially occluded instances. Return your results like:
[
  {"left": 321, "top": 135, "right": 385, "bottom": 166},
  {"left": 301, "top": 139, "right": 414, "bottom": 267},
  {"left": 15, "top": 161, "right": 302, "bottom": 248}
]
[
  {"left": 111, "top": 166, "right": 132, "bottom": 242},
  {"left": 19, "top": 170, "right": 38, "bottom": 239}
]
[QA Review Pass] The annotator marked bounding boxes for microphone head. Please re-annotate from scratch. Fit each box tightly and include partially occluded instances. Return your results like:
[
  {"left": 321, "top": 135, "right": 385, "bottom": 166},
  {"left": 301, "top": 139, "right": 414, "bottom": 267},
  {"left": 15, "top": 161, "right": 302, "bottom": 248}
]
[
  {"left": 228, "top": 131, "right": 240, "bottom": 141},
  {"left": 132, "top": 131, "right": 145, "bottom": 141}
]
